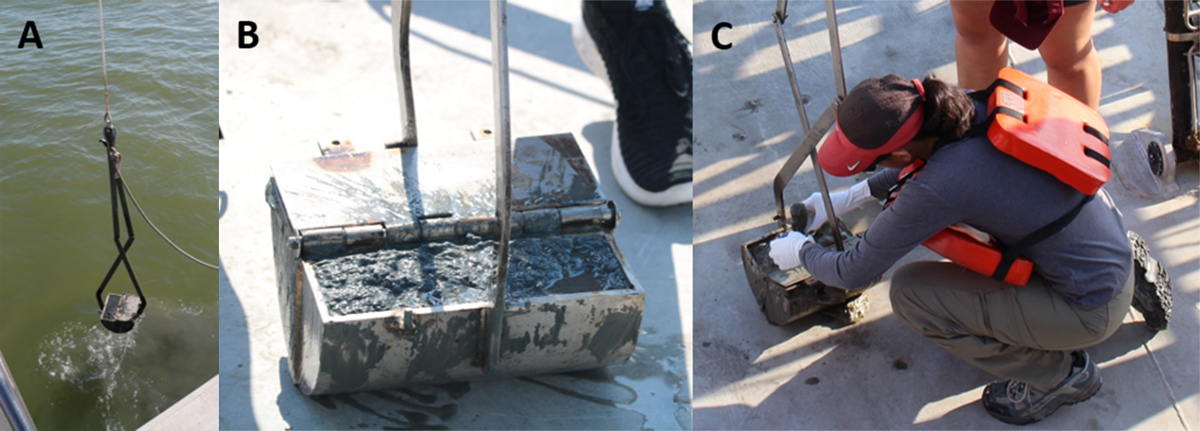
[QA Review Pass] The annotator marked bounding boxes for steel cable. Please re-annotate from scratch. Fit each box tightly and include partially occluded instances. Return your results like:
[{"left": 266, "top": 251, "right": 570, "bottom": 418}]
[
  {"left": 97, "top": 0, "right": 216, "bottom": 271},
  {"left": 98, "top": 0, "right": 110, "bottom": 121},
  {"left": 116, "top": 165, "right": 218, "bottom": 270}
]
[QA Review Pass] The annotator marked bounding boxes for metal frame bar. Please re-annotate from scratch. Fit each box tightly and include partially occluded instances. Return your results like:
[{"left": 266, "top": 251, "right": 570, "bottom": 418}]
[
  {"left": 1188, "top": 0, "right": 1199, "bottom": 31},
  {"left": 824, "top": 0, "right": 847, "bottom": 99},
  {"left": 391, "top": 0, "right": 417, "bottom": 148},
  {"left": 1165, "top": 0, "right": 1200, "bottom": 161},
  {"left": 0, "top": 351, "right": 35, "bottom": 431},
  {"left": 385, "top": 0, "right": 514, "bottom": 374},
  {"left": 94, "top": 121, "right": 147, "bottom": 319},
  {"left": 770, "top": 0, "right": 847, "bottom": 250},
  {"left": 486, "top": 0, "right": 513, "bottom": 375}
]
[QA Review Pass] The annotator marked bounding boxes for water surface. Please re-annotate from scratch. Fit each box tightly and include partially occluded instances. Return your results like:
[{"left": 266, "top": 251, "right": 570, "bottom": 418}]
[{"left": 0, "top": 2, "right": 218, "bottom": 430}]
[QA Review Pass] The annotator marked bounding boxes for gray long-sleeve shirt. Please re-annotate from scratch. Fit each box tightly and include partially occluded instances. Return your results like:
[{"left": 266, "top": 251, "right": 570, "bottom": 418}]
[{"left": 798, "top": 111, "right": 1131, "bottom": 310}]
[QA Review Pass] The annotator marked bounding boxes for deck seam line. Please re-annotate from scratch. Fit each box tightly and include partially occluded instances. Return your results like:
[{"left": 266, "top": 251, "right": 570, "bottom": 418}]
[{"left": 1143, "top": 342, "right": 1191, "bottom": 431}]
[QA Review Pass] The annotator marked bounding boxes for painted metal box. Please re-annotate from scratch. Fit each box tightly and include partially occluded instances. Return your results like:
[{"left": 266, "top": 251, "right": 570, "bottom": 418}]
[{"left": 266, "top": 134, "right": 644, "bottom": 395}]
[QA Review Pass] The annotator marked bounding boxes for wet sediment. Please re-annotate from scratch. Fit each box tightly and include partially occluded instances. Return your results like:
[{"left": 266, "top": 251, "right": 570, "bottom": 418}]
[{"left": 313, "top": 234, "right": 630, "bottom": 316}]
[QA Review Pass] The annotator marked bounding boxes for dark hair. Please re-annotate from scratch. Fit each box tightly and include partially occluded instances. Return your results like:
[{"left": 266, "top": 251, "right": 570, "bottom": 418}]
[{"left": 915, "top": 75, "right": 975, "bottom": 141}]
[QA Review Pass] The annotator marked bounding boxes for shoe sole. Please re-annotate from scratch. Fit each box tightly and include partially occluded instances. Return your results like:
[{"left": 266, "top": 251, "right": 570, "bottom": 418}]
[
  {"left": 985, "top": 369, "right": 1103, "bottom": 425},
  {"left": 610, "top": 123, "right": 692, "bottom": 206},
  {"left": 573, "top": 6, "right": 692, "bottom": 207},
  {"left": 1128, "top": 231, "right": 1172, "bottom": 331}
]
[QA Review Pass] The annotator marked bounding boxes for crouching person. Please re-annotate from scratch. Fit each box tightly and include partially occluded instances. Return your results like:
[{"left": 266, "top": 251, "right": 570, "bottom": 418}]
[{"left": 769, "top": 73, "right": 1132, "bottom": 425}]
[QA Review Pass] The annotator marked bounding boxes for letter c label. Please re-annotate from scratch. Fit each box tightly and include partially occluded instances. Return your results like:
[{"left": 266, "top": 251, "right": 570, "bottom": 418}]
[{"left": 712, "top": 22, "right": 733, "bottom": 50}]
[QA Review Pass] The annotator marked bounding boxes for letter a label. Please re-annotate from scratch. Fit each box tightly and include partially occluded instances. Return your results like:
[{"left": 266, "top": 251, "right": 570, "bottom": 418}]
[{"left": 19, "top": 21, "right": 42, "bottom": 49}]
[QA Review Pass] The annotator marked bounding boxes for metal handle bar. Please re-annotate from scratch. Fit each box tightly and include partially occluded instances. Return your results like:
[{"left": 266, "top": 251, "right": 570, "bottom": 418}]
[
  {"left": 770, "top": 0, "right": 847, "bottom": 250},
  {"left": 389, "top": 0, "right": 513, "bottom": 375}
]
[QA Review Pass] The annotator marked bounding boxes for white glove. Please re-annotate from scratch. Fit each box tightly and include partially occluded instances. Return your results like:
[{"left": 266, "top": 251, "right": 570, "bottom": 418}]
[
  {"left": 803, "top": 180, "right": 874, "bottom": 233},
  {"left": 768, "top": 232, "right": 815, "bottom": 271}
]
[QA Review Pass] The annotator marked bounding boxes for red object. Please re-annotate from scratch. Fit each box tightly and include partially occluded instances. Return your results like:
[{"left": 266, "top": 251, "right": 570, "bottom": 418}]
[
  {"left": 820, "top": 76, "right": 927, "bottom": 177},
  {"left": 924, "top": 225, "right": 1035, "bottom": 286},
  {"left": 887, "top": 69, "right": 1112, "bottom": 286},
  {"left": 889, "top": 162, "right": 1036, "bottom": 286},
  {"left": 987, "top": 68, "right": 1112, "bottom": 195},
  {"left": 989, "top": 0, "right": 1065, "bottom": 50},
  {"left": 822, "top": 111, "right": 922, "bottom": 177}
]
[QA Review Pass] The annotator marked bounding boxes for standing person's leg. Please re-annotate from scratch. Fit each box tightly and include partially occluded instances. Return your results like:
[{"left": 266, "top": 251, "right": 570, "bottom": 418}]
[
  {"left": 889, "top": 260, "right": 1133, "bottom": 423},
  {"left": 1039, "top": 0, "right": 1102, "bottom": 109},
  {"left": 573, "top": 0, "right": 693, "bottom": 207},
  {"left": 951, "top": 0, "right": 1008, "bottom": 91}
]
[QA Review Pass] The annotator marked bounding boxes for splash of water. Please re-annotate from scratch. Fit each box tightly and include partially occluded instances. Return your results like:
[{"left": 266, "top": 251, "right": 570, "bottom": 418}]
[{"left": 37, "top": 321, "right": 166, "bottom": 431}]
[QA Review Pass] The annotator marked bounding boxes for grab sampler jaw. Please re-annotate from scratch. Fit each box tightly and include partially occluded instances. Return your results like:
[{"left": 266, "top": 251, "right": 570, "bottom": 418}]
[
  {"left": 739, "top": 0, "right": 881, "bottom": 326},
  {"left": 95, "top": 120, "right": 148, "bottom": 334},
  {"left": 100, "top": 293, "right": 142, "bottom": 333},
  {"left": 741, "top": 205, "right": 879, "bottom": 326},
  {"left": 263, "top": 1, "right": 645, "bottom": 395},
  {"left": 268, "top": 134, "right": 644, "bottom": 395}
]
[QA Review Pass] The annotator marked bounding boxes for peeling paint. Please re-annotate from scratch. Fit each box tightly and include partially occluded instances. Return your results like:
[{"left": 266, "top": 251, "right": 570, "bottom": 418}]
[
  {"left": 581, "top": 305, "right": 642, "bottom": 362},
  {"left": 272, "top": 136, "right": 646, "bottom": 394},
  {"left": 501, "top": 323, "right": 532, "bottom": 355},
  {"left": 532, "top": 303, "right": 569, "bottom": 349},
  {"left": 321, "top": 322, "right": 389, "bottom": 393},
  {"left": 404, "top": 314, "right": 480, "bottom": 381}
]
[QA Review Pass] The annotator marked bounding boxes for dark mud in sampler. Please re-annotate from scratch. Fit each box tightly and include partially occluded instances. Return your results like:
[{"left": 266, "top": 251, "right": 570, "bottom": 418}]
[{"left": 313, "top": 234, "right": 632, "bottom": 315}]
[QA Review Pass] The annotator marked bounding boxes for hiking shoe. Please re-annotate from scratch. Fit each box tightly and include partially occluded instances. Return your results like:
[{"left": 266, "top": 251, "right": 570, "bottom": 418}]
[
  {"left": 982, "top": 351, "right": 1102, "bottom": 425},
  {"left": 574, "top": 0, "right": 692, "bottom": 207},
  {"left": 1128, "top": 230, "right": 1172, "bottom": 331}
]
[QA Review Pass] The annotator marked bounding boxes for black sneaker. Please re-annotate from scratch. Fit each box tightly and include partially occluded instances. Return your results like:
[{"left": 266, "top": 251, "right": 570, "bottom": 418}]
[
  {"left": 574, "top": 0, "right": 692, "bottom": 207},
  {"left": 982, "top": 351, "right": 1103, "bottom": 425}
]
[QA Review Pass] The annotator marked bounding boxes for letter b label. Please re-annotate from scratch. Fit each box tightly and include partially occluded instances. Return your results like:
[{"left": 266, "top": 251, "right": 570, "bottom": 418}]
[{"left": 239, "top": 21, "right": 258, "bottom": 49}]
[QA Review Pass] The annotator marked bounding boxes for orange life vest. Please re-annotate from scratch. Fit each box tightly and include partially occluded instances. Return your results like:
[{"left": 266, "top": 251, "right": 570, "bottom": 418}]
[
  {"left": 984, "top": 68, "right": 1112, "bottom": 195},
  {"left": 888, "top": 68, "right": 1112, "bottom": 286}
]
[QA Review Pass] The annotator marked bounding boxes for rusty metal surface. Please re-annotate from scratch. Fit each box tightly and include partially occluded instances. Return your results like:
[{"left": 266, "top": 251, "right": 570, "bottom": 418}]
[
  {"left": 281, "top": 230, "right": 644, "bottom": 395},
  {"left": 512, "top": 134, "right": 604, "bottom": 210},
  {"left": 267, "top": 177, "right": 306, "bottom": 384},
  {"left": 271, "top": 134, "right": 605, "bottom": 233}
]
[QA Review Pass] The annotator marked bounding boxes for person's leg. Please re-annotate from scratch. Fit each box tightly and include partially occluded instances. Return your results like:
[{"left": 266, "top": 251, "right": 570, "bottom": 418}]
[
  {"left": 951, "top": 0, "right": 1008, "bottom": 91},
  {"left": 1039, "top": 0, "right": 1101, "bottom": 109},
  {"left": 889, "top": 261, "right": 1131, "bottom": 389}
]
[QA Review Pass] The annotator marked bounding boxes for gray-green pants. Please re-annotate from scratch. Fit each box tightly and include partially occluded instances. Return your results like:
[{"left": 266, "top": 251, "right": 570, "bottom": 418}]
[{"left": 890, "top": 261, "right": 1134, "bottom": 389}]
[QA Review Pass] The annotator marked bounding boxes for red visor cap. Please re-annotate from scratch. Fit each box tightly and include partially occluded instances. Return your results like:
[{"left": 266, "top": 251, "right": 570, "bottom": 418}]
[{"left": 819, "top": 77, "right": 926, "bottom": 177}]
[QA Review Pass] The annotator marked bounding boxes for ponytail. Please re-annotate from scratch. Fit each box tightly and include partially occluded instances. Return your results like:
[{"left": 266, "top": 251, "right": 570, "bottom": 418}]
[{"left": 916, "top": 75, "right": 975, "bottom": 142}]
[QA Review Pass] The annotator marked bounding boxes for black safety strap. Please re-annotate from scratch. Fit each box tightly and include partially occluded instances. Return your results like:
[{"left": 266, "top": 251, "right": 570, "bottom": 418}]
[
  {"left": 991, "top": 194, "right": 1095, "bottom": 282},
  {"left": 1082, "top": 124, "right": 1110, "bottom": 146},
  {"left": 884, "top": 163, "right": 926, "bottom": 208},
  {"left": 971, "top": 78, "right": 1112, "bottom": 168},
  {"left": 945, "top": 77, "right": 1111, "bottom": 282},
  {"left": 1084, "top": 147, "right": 1111, "bottom": 168},
  {"left": 968, "top": 78, "right": 1025, "bottom": 103},
  {"left": 1082, "top": 124, "right": 1112, "bottom": 168}
]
